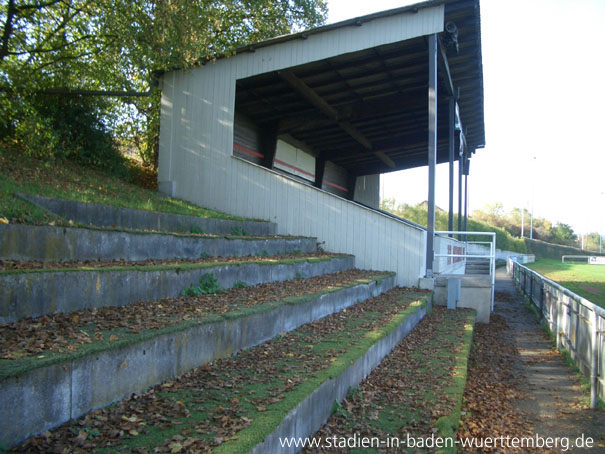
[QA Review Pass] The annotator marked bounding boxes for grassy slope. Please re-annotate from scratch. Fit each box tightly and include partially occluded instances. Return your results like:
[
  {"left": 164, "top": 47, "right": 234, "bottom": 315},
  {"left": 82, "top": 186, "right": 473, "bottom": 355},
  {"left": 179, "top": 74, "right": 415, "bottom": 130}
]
[
  {"left": 527, "top": 259, "right": 605, "bottom": 308},
  {"left": 0, "top": 148, "right": 251, "bottom": 224}
]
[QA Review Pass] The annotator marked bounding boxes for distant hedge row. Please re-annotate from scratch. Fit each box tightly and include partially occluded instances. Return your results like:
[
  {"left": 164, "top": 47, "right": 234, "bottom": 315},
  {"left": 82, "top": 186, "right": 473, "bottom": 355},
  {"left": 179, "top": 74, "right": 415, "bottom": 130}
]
[
  {"left": 522, "top": 238, "right": 604, "bottom": 260},
  {"left": 380, "top": 202, "right": 602, "bottom": 260}
]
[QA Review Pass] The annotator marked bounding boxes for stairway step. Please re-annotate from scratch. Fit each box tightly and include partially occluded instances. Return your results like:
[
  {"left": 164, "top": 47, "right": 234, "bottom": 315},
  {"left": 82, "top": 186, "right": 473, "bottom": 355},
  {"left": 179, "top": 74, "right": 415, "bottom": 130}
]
[
  {"left": 306, "top": 307, "right": 476, "bottom": 452},
  {"left": 0, "top": 255, "right": 354, "bottom": 323},
  {"left": 0, "top": 224, "right": 316, "bottom": 262},
  {"left": 9, "top": 286, "right": 430, "bottom": 453},
  {"left": 17, "top": 193, "right": 276, "bottom": 235},
  {"left": 0, "top": 270, "right": 395, "bottom": 448}
]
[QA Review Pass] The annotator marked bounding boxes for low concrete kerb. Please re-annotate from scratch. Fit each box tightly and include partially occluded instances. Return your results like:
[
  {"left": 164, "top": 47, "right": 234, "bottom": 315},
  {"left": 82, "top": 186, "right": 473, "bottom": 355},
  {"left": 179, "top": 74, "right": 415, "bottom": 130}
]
[
  {"left": 0, "top": 224, "right": 317, "bottom": 262},
  {"left": 17, "top": 193, "right": 277, "bottom": 236},
  {"left": 249, "top": 297, "right": 432, "bottom": 454},
  {"left": 0, "top": 256, "right": 355, "bottom": 323}
]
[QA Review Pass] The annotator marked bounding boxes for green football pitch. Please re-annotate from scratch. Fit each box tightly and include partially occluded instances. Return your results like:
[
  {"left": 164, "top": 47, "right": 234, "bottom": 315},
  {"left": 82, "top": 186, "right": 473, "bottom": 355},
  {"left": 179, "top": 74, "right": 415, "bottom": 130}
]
[{"left": 527, "top": 259, "right": 605, "bottom": 309}]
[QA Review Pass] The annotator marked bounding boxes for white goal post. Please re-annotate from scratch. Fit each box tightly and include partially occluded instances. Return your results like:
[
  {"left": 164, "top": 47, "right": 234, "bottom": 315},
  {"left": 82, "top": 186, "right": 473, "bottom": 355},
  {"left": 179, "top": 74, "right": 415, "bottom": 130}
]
[{"left": 562, "top": 255, "right": 605, "bottom": 265}]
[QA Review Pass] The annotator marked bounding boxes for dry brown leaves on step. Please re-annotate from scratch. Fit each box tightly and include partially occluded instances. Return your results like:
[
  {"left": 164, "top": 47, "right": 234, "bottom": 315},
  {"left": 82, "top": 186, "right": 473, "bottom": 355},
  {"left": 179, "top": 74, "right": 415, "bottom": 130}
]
[
  {"left": 0, "top": 251, "right": 339, "bottom": 271},
  {"left": 0, "top": 269, "right": 380, "bottom": 359},
  {"left": 13, "top": 287, "right": 422, "bottom": 453},
  {"left": 457, "top": 314, "right": 538, "bottom": 452}
]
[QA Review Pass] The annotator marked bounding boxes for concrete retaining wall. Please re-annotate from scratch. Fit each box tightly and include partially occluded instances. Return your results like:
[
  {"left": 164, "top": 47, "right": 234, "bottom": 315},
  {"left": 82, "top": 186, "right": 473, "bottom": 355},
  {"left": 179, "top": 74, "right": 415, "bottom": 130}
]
[
  {"left": 250, "top": 298, "right": 431, "bottom": 454},
  {"left": 0, "top": 224, "right": 316, "bottom": 262},
  {"left": 0, "top": 256, "right": 355, "bottom": 323},
  {"left": 17, "top": 193, "right": 276, "bottom": 235},
  {"left": 0, "top": 275, "right": 395, "bottom": 448},
  {"left": 434, "top": 275, "right": 492, "bottom": 323}
]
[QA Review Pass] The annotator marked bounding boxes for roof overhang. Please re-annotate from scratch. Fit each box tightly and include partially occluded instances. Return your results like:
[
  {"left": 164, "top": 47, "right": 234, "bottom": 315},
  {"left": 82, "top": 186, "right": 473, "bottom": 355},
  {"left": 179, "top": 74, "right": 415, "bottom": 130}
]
[{"left": 170, "top": 0, "right": 485, "bottom": 176}]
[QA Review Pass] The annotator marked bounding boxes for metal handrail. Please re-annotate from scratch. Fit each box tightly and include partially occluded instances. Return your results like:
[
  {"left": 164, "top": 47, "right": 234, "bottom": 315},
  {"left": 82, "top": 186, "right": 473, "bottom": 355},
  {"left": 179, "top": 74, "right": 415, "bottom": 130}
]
[{"left": 435, "top": 230, "right": 496, "bottom": 311}]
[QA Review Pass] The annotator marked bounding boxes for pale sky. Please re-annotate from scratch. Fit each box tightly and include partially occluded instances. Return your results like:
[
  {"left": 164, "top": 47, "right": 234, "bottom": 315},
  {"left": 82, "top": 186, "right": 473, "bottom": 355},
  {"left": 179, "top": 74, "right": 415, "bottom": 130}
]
[{"left": 327, "top": 0, "right": 605, "bottom": 235}]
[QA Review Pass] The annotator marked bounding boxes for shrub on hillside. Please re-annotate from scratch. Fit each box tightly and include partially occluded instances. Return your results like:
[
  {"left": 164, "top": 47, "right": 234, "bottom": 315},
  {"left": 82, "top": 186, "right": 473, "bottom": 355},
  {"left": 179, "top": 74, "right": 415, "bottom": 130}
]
[{"left": 10, "top": 94, "right": 127, "bottom": 176}]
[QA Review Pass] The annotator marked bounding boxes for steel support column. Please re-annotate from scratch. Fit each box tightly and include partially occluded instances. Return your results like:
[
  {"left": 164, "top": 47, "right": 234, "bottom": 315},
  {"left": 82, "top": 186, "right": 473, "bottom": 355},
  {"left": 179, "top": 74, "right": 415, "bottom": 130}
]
[
  {"left": 448, "top": 97, "right": 455, "bottom": 236},
  {"left": 259, "top": 122, "right": 278, "bottom": 169},
  {"left": 464, "top": 171, "right": 469, "bottom": 234},
  {"left": 314, "top": 153, "right": 326, "bottom": 189},
  {"left": 426, "top": 34, "right": 438, "bottom": 278},
  {"left": 458, "top": 138, "right": 464, "bottom": 240}
]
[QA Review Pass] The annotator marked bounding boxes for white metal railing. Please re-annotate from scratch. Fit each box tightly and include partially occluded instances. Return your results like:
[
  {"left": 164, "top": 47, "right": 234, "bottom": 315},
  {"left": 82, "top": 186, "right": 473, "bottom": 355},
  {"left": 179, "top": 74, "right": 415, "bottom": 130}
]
[
  {"left": 434, "top": 231, "right": 497, "bottom": 311},
  {"left": 509, "top": 257, "right": 604, "bottom": 407}
]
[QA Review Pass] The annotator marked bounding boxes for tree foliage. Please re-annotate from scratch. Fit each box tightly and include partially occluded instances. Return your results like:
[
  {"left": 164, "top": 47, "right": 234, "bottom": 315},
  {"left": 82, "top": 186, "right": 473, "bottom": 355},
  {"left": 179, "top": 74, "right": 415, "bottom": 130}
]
[
  {"left": 1, "top": 0, "right": 327, "bottom": 168},
  {"left": 380, "top": 198, "right": 527, "bottom": 253},
  {"left": 380, "top": 198, "right": 600, "bottom": 254}
]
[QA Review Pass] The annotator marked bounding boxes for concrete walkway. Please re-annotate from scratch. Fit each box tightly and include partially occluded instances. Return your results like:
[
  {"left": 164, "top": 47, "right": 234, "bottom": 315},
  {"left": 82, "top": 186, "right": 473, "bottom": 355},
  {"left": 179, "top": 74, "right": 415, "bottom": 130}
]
[{"left": 495, "top": 268, "right": 604, "bottom": 453}]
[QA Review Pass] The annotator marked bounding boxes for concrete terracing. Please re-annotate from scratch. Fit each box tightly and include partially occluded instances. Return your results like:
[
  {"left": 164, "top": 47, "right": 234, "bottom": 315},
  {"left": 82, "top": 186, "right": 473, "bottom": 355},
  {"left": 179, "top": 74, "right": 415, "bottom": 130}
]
[
  {"left": 0, "top": 274, "right": 396, "bottom": 447},
  {"left": 0, "top": 256, "right": 354, "bottom": 323},
  {"left": 0, "top": 224, "right": 315, "bottom": 262},
  {"left": 17, "top": 193, "right": 276, "bottom": 235}
]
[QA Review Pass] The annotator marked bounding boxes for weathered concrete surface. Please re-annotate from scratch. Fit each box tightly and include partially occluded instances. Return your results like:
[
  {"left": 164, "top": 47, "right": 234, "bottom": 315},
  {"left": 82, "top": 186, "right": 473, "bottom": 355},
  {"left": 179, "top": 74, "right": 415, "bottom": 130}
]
[
  {"left": 0, "top": 275, "right": 395, "bottom": 448},
  {"left": 434, "top": 274, "right": 492, "bottom": 323},
  {"left": 17, "top": 193, "right": 276, "bottom": 235},
  {"left": 0, "top": 256, "right": 355, "bottom": 323},
  {"left": 250, "top": 297, "right": 432, "bottom": 454},
  {"left": 0, "top": 224, "right": 316, "bottom": 262}
]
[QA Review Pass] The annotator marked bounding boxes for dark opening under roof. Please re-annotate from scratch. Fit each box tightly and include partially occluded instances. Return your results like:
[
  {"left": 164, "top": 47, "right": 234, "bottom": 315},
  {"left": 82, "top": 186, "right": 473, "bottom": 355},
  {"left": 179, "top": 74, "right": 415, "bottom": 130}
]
[{"left": 232, "top": 0, "right": 484, "bottom": 176}]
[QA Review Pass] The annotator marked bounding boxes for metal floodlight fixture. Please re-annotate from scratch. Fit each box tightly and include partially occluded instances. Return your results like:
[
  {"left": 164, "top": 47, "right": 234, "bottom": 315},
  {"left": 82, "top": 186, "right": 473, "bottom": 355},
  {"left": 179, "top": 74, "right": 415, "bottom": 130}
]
[{"left": 445, "top": 21, "right": 459, "bottom": 54}]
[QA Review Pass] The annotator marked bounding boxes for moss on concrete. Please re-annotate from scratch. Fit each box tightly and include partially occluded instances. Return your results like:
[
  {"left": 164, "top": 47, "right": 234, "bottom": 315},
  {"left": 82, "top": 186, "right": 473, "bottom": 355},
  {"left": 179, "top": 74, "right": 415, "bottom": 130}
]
[
  {"left": 215, "top": 296, "right": 428, "bottom": 454},
  {"left": 0, "top": 255, "right": 345, "bottom": 276},
  {"left": 434, "top": 312, "right": 476, "bottom": 454}
]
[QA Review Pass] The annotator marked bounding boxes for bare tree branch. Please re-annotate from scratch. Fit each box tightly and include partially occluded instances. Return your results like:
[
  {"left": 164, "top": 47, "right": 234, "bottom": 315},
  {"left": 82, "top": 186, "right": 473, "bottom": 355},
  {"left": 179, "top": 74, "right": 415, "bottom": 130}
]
[{"left": 0, "top": 0, "right": 17, "bottom": 61}]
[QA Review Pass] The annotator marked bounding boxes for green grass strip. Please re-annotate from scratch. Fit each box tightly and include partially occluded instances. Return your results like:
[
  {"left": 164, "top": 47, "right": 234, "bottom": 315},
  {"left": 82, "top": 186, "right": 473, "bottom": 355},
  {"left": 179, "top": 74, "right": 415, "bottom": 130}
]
[
  {"left": 434, "top": 312, "right": 477, "bottom": 454},
  {"left": 0, "top": 255, "right": 345, "bottom": 276},
  {"left": 215, "top": 296, "right": 429, "bottom": 454},
  {"left": 0, "top": 273, "right": 394, "bottom": 381},
  {"left": 3, "top": 220, "right": 303, "bottom": 241},
  {"left": 526, "top": 259, "right": 605, "bottom": 309}
]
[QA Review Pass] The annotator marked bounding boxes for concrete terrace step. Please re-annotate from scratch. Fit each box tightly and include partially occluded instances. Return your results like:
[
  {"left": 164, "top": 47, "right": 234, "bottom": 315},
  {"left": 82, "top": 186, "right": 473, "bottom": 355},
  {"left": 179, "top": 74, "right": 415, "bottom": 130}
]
[
  {"left": 0, "top": 224, "right": 316, "bottom": 262},
  {"left": 465, "top": 257, "right": 491, "bottom": 275},
  {"left": 17, "top": 193, "right": 276, "bottom": 236},
  {"left": 0, "top": 271, "right": 396, "bottom": 447},
  {"left": 305, "top": 307, "right": 476, "bottom": 453},
  {"left": 8, "top": 286, "right": 430, "bottom": 453},
  {"left": 0, "top": 255, "right": 355, "bottom": 323}
]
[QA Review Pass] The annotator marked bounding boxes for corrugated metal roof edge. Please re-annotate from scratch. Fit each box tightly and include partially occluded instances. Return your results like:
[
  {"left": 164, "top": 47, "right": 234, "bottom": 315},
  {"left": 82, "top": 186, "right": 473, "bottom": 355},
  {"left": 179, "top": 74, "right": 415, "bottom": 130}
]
[{"left": 156, "top": 0, "right": 460, "bottom": 77}]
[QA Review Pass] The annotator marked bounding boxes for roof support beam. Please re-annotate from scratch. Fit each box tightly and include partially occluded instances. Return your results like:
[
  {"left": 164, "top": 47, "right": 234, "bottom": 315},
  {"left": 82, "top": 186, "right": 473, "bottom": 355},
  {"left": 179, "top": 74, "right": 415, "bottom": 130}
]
[
  {"left": 346, "top": 173, "right": 357, "bottom": 201},
  {"left": 278, "top": 69, "right": 395, "bottom": 168},
  {"left": 426, "top": 33, "right": 438, "bottom": 278},
  {"left": 437, "top": 36, "right": 455, "bottom": 98},
  {"left": 314, "top": 153, "right": 326, "bottom": 189}
]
